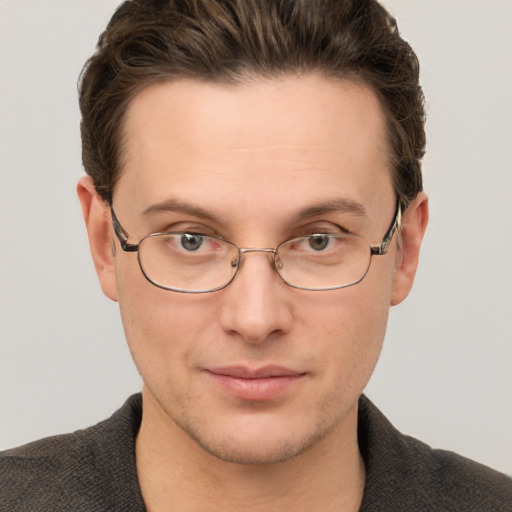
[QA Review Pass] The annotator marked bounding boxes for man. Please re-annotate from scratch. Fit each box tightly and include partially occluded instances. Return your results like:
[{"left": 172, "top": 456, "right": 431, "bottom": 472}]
[{"left": 1, "top": 0, "right": 510, "bottom": 510}]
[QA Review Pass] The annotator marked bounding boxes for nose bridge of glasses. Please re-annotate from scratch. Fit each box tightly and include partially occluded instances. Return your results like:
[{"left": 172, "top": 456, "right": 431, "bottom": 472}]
[
  {"left": 239, "top": 247, "right": 277, "bottom": 255},
  {"left": 232, "top": 247, "right": 279, "bottom": 270}
]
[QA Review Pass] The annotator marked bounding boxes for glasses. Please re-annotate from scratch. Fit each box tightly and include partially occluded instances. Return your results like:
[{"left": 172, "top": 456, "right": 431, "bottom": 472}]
[{"left": 110, "top": 203, "right": 401, "bottom": 293}]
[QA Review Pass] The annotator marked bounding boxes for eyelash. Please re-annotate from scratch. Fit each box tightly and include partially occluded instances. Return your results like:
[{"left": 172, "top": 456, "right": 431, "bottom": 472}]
[{"left": 296, "top": 223, "right": 351, "bottom": 237}]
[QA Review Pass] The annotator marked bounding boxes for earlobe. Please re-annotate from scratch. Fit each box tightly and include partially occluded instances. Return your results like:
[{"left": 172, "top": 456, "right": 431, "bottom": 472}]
[
  {"left": 77, "top": 176, "right": 119, "bottom": 302},
  {"left": 391, "top": 192, "right": 429, "bottom": 306}
]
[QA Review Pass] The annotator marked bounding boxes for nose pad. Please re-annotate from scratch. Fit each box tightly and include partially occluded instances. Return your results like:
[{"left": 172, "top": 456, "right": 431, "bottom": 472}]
[{"left": 274, "top": 254, "right": 283, "bottom": 271}]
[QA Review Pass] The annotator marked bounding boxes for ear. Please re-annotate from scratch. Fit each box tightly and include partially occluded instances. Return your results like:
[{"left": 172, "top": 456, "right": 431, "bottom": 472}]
[
  {"left": 77, "top": 176, "right": 118, "bottom": 302},
  {"left": 391, "top": 192, "right": 428, "bottom": 306}
]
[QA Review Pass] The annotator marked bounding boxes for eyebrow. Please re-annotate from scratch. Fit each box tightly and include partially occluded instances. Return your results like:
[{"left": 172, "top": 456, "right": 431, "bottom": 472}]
[
  {"left": 142, "top": 196, "right": 368, "bottom": 223},
  {"left": 142, "top": 198, "right": 221, "bottom": 223},
  {"left": 294, "top": 198, "right": 368, "bottom": 220}
]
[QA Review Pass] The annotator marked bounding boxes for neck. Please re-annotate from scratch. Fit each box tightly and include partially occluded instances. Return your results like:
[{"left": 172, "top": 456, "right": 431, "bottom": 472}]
[{"left": 136, "top": 390, "right": 366, "bottom": 512}]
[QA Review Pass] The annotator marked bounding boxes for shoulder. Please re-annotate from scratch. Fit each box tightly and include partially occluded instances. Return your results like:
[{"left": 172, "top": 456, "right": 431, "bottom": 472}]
[
  {"left": 0, "top": 394, "right": 145, "bottom": 512},
  {"left": 402, "top": 433, "right": 512, "bottom": 510},
  {"left": 0, "top": 429, "right": 88, "bottom": 509},
  {"left": 359, "top": 395, "right": 512, "bottom": 512}
]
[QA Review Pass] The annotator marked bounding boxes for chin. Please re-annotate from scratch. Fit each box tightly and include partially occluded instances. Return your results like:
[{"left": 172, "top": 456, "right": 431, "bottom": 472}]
[
  {"left": 192, "top": 432, "right": 319, "bottom": 466},
  {"left": 178, "top": 412, "right": 336, "bottom": 466}
]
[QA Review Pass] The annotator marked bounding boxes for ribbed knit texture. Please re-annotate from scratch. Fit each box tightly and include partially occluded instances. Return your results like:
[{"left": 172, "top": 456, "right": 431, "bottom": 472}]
[{"left": 1, "top": 394, "right": 511, "bottom": 511}]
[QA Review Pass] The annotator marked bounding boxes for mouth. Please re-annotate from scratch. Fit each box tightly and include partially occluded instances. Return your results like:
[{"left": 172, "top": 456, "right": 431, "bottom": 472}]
[{"left": 205, "top": 365, "right": 307, "bottom": 401}]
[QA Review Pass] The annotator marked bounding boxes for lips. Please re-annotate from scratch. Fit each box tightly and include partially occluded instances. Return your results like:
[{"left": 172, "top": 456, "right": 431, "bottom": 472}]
[{"left": 205, "top": 365, "right": 306, "bottom": 401}]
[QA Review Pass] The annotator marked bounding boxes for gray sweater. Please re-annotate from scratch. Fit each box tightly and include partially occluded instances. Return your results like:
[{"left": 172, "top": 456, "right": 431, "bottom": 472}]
[{"left": 1, "top": 394, "right": 511, "bottom": 511}]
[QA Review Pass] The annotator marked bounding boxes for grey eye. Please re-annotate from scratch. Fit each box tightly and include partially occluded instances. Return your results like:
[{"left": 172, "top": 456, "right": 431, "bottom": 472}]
[
  {"left": 308, "top": 235, "right": 330, "bottom": 251},
  {"left": 180, "top": 234, "right": 204, "bottom": 251}
]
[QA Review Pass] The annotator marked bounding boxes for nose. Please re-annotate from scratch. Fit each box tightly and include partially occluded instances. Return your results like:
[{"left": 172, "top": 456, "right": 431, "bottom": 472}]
[{"left": 218, "top": 250, "right": 293, "bottom": 345}]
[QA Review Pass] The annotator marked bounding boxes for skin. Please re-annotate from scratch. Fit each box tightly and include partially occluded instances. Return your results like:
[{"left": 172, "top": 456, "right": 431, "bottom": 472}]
[{"left": 78, "top": 74, "right": 428, "bottom": 511}]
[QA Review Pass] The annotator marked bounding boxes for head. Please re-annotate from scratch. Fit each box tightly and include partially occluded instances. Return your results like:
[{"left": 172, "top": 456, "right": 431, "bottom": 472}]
[{"left": 78, "top": 0, "right": 428, "bottom": 465}]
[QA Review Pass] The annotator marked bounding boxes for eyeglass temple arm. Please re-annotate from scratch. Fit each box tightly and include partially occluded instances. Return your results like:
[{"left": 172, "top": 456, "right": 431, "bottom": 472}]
[
  {"left": 370, "top": 200, "right": 402, "bottom": 256},
  {"left": 109, "top": 206, "right": 139, "bottom": 252}
]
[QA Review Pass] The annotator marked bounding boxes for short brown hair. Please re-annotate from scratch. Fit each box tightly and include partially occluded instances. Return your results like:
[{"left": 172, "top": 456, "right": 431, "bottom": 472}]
[{"left": 79, "top": 0, "right": 425, "bottom": 207}]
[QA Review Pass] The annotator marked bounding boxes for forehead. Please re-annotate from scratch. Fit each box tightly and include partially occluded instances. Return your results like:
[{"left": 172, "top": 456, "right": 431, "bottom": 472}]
[{"left": 115, "top": 74, "right": 393, "bottom": 226}]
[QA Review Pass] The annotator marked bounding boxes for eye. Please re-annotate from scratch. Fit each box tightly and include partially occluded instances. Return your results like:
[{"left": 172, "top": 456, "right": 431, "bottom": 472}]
[
  {"left": 307, "top": 235, "right": 332, "bottom": 251},
  {"left": 180, "top": 234, "right": 204, "bottom": 251}
]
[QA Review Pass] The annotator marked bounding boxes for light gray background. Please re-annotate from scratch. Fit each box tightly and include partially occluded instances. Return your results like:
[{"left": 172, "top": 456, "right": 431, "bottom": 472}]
[{"left": 1, "top": 0, "right": 511, "bottom": 474}]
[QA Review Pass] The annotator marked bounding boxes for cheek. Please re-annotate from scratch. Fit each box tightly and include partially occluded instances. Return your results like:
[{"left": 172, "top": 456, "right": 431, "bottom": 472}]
[
  {"left": 114, "top": 259, "right": 210, "bottom": 384},
  {"left": 323, "top": 298, "right": 386, "bottom": 374},
  {"left": 307, "top": 261, "right": 394, "bottom": 393}
]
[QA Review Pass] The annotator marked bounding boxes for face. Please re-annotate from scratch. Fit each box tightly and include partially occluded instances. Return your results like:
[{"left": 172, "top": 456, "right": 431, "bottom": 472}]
[{"left": 80, "top": 74, "right": 426, "bottom": 465}]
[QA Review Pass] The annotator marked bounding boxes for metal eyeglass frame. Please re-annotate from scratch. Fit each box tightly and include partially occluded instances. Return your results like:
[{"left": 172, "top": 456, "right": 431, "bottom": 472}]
[{"left": 109, "top": 201, "right": 402, "bottom": 293}]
